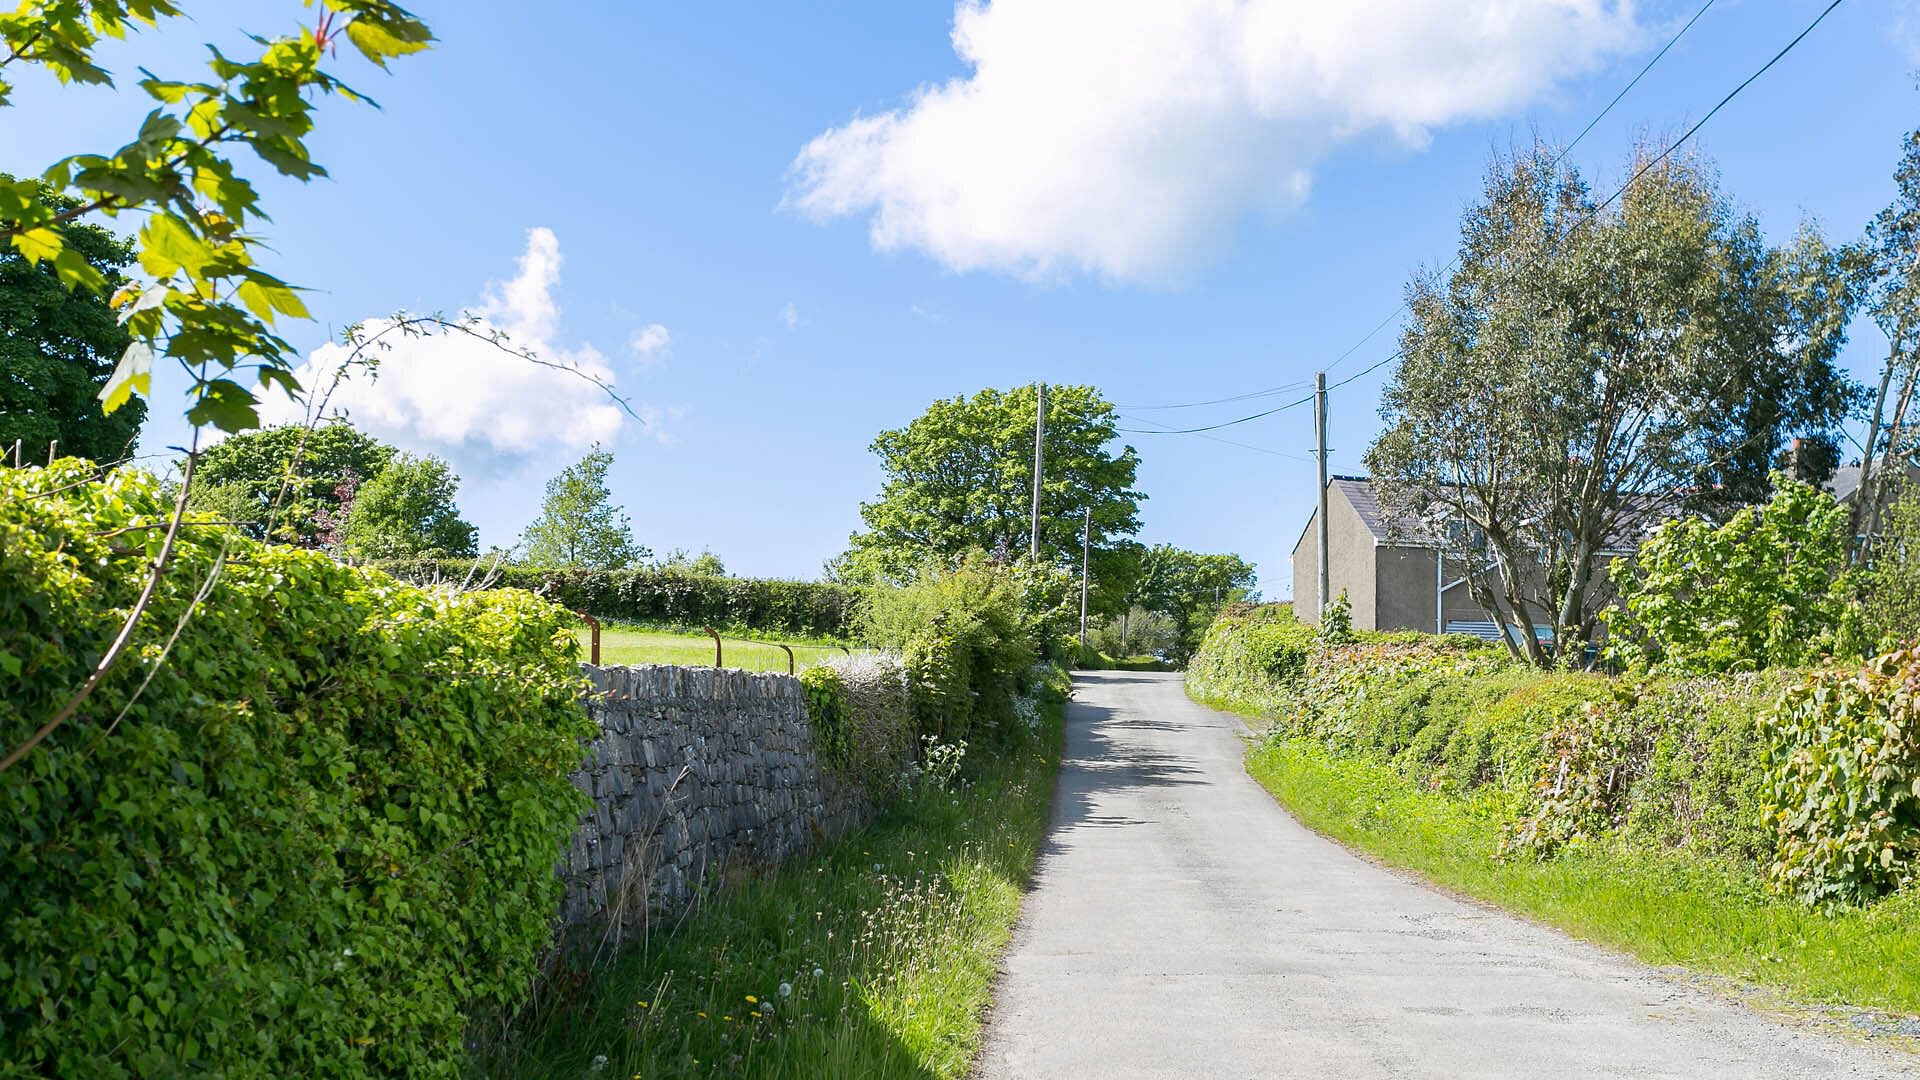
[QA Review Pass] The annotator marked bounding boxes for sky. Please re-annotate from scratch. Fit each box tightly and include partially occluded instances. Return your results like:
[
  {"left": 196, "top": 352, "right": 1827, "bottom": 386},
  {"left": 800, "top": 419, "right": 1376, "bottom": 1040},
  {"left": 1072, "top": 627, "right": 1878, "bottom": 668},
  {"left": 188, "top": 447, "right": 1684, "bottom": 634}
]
[{"left": 5, "top": 0, "right": 1919, "bottom": 593}]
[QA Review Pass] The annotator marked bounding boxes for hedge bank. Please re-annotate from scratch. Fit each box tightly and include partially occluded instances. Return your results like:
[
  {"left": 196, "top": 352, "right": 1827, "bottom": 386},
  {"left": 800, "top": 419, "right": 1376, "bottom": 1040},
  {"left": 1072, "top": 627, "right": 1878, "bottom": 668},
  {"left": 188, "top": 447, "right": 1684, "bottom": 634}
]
[
  {"left": 1187, "top": 604, "right": 1916, "bottom": 907},
  {"left": 370, "top": 558, "right": 856, "bottom": 639},
  {"left": 1, "top": 463, "right": 593, "bottom": 1078}
]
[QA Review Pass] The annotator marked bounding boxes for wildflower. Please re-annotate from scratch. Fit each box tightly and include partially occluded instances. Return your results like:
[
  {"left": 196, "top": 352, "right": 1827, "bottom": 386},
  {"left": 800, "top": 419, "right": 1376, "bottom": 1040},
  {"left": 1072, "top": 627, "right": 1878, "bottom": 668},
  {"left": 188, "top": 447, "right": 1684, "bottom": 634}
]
[
  {"left": 813, "top": 967, "right": 824, "bottom": 977},
  {"left": 636, "top": 1001, "right": 648, "bottom": 1009},
  {"left": 723, "top": 1016, "right": 734, "bottom": 1022},
  {"left": 778, "top": 982, "right": 792, "bottom": 997},
  {"left": 745, "top": 995, "right": 758, "bottom": 1005},
  {"left": 697, "top": 1011, "right": 708, "bottom": 1019},
  {"left": 590, "top": 1055, "right": 609, "bottom": 1073},
  {"left": 760, "top": 1001, "right": 774, "bottom": 1015}
]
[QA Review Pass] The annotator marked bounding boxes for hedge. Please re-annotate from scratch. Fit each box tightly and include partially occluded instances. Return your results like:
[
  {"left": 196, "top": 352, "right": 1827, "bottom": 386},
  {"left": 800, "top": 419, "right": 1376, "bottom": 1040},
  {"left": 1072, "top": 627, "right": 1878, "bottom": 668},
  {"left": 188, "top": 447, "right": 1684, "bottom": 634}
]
[
  {"left": 369, "top": 558, "right": 857, "bottom": 639},
  {"left": 1, "top": 463, "right": 594, "bottom": 1077},
  {"left": 1188, "top": 603, "right": 1914, "bottom": 908}
]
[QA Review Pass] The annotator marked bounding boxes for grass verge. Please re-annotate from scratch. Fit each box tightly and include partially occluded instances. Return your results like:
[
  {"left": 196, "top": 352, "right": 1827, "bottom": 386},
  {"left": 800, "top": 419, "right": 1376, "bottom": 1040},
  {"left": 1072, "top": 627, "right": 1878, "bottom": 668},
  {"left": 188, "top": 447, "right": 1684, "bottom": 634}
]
[
  {"left": 471, "top": 706, "right": 1065, "bottom": 1079},
  {"left": 1246, "top": 737, "right": 1920, "bottom": 1016}
]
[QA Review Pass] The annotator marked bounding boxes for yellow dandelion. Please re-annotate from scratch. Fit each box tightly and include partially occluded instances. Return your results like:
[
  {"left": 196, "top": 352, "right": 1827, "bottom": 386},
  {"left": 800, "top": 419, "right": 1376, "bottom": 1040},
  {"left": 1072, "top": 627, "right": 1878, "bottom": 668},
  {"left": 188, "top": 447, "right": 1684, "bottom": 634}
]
[
  {"left": 696, "top": 1011, "right": 707, "bottom": 1019},
  {"left": 745, "top": 995, "right": 758, "bottom": 1004},
  {"left": 723, "top": 1015, "right": 734, "bottom": 1022}
]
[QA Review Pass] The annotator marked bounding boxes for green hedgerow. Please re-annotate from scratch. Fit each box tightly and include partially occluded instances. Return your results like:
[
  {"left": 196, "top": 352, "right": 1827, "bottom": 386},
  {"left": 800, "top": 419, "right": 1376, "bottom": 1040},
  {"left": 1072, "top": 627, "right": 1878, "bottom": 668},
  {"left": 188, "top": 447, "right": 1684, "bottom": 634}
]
[{"left": 0, "top": 461, "right": 594, "bottom": 1078}]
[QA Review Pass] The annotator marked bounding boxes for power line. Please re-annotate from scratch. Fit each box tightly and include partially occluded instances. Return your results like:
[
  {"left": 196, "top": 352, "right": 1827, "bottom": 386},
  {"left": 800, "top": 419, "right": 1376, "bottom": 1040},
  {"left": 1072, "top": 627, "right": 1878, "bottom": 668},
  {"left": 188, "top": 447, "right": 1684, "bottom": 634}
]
[
  {"left": 1128, "top": 0, "right": 1842, "bottom": 433},
  {"left": 1136, "top": 0, "right": 1726, "bottom": 415},
  {"left": 1115, "top": 412, "right": 1315, "bottom": 461},
  {"left": 1318, "top": 0, "right": 1723, "bottom": 378}
]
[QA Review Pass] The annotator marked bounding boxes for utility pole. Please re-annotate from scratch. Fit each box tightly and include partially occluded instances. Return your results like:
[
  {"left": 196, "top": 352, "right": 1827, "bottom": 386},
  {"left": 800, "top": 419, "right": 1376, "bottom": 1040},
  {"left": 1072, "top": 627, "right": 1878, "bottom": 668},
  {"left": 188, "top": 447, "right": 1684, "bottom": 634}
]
[
  {"left": 1079, "top": 507, "right": 1092, "bottom": 648},
  {"left": 1315, "top": 370, "right": 1330, "bottom": 620},
  {"left": 1030, "top": 382, "right": 1047, "bottom": 559}
]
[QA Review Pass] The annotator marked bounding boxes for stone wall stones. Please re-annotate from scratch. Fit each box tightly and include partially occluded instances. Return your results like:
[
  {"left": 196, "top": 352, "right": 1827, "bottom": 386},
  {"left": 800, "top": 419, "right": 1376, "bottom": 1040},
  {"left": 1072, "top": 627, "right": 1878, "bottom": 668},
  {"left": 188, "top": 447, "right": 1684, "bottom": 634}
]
[{"left": 557, "top": 663, "right": 869, "bottom": 935}]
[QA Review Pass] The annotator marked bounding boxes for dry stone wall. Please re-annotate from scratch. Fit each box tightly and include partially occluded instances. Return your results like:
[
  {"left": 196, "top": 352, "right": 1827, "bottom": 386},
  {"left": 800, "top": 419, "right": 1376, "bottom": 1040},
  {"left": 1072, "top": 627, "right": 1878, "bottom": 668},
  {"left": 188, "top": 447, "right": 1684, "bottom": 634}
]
[{"left": 558, "top": 663, "right": 870, "bottom": 935}]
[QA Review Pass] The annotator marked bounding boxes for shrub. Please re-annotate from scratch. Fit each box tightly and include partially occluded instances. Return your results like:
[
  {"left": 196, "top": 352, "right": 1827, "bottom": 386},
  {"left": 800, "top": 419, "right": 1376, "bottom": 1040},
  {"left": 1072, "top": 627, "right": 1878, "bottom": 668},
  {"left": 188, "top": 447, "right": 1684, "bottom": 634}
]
[
  {"left": 800, "top": 665, "right": 852, "bottom": 767},
  {"left": 1762, "top": 645, "right": 1920, "bottom": 906},
  {"left": 864, "top": 553, "right": 1044, "bottom": 747},
  {"left": 1604, "top": 476, "right": 1868, "bottom": 674},
  {"left": 0, "top": 462, "right": 593, "bottom": 1077},
  {"left": 369, "top": 558, "right": 858, "bottom": 639},
  {"left": 818, "top": 652, "right": 915, "bottom": 795},
  {"left": 1184, "top": 603, "right": 1319, "bottom": 712}
]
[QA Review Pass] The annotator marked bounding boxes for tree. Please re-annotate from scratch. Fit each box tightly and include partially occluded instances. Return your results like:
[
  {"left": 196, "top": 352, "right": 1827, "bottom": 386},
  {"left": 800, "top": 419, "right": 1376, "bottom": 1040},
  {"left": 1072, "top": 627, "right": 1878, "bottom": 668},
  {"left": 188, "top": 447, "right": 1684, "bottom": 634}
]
[
  {"left": 659, "top": 548, "right": 726, "bottom": 576},
  {"left": 340, "top": 453, "right": 477, "bottom": 559},
  {"left": 1365, "top": 143, "right": 1858, "bottom": 666},
  {"left": 191, "top": 423, "right": 394, "bottom": 546},
  {"left": 0, "top": 178, "right": 145, "bottom": 464},
  {"left": 1, "top": 2, "right": 431, "bottom": 438},
  {"left": 1128, "top": 545, "right": 1257, "bottom": 662},
  {"left": 847, "top": 384, "right": 1143, "bottom": 586},
  {"left": 522, "top": 446, "right": 646, "bottom": 569},
  {"left": 1852, "top": 119, "right": 1920, "bottom": 549}
]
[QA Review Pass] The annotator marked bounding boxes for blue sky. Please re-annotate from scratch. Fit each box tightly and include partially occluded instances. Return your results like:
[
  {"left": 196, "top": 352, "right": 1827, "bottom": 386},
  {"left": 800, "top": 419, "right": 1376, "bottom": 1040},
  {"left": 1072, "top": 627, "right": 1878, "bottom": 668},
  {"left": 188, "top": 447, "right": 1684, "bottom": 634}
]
[{"left": 7, "top": 1, "right": 1920, "bottom": 592}]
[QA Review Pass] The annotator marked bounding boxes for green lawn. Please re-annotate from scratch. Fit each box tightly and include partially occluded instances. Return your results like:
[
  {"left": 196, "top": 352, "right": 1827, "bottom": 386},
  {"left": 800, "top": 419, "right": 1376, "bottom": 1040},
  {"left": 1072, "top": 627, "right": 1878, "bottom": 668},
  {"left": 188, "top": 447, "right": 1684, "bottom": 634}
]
[
  {"left": 579, "top": 624, "right": 859, "bottom": 673},
  {"left": 1246, "top": 738, "right": 1920, "bottom": 1017},
  {"left": 471, "top": 706, "right": 1065, "bottom": 1079}
]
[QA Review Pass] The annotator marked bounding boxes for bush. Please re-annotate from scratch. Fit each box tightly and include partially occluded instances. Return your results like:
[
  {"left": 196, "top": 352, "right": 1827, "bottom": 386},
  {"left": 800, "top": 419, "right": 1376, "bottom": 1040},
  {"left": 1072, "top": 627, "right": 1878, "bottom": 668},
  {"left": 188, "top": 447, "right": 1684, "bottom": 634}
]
[
  {"left": 864, "top": 553, "right": 1046, "bottom": 747},
  {"left": 817, "top": 652, "right": 915, "bottom": 795},
  {"left": 0, "top": 462, "right": 593, "bottom": 1077},
  {"left": 1186, "top": 603, "right": 1793, "bottom": 883},
  {"left": 799, "top": 665, "right": 852, "bottom": 767},
  {"left": 1763, "top": 645, "right": 1920, "bottom": 906},
  {"left": 370, "top": 558, "right": 857, "bottom": 639},
  {"left": 1604, "top": 476, "right": 1868, "bottom": 674}
]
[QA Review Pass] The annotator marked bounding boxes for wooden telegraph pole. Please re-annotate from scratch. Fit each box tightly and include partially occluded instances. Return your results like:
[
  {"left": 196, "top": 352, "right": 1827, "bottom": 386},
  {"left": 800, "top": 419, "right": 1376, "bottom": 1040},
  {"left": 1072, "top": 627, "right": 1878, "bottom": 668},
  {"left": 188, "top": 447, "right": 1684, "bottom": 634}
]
[
  {"left": 1031, "top": 382, "right": 1047, "bottom": 559},
  {"left": 1315, "top": 371, "right": 1330, "bottom": 619},
  {"left": 1079, "top": 507, "right": 1092, "bottom": 648}
]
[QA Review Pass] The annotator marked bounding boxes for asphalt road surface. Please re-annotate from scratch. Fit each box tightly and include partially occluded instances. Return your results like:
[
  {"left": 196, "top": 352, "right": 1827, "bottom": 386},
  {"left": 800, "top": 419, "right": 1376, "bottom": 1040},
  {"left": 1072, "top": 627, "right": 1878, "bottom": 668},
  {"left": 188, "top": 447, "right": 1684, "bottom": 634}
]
[{"left": 975, "top": 670, "right": 1915, "bottom": 1079}]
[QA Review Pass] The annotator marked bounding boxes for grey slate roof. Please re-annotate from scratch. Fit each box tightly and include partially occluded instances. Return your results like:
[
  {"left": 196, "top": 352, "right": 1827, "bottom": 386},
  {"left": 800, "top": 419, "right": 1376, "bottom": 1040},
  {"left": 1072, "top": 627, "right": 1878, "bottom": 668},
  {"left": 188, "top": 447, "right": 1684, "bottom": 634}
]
[{"left": 1332, "top": 474, "right": 1649, "bottom": 553}]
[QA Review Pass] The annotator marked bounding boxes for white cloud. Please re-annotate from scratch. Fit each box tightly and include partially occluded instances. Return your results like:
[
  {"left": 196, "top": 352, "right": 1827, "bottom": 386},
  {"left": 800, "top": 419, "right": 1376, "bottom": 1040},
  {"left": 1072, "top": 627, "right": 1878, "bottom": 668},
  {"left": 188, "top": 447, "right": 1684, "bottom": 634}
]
[
  {"left": 269, "top": 227, "right": 649, "bottom": 455},
  {"left": 779, "top": 301, "right": 801, "bottom": 329},
  {"left": 787, "top": 0, "right": 1645, "bottom": 283},
  {"left": 630, "top": 322, "right": 672, "bottom": 362}
]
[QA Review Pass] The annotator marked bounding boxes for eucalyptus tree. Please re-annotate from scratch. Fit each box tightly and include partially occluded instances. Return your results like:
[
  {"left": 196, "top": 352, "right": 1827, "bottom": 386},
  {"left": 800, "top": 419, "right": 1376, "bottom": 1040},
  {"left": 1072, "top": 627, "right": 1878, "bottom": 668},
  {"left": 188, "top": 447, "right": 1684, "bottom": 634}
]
[
  {"left": 1852, "top": 122, "right": 1920, "bottom": 547},
  {"left": 1366, "top": 143, "right": 1857, "bottom": 666}
]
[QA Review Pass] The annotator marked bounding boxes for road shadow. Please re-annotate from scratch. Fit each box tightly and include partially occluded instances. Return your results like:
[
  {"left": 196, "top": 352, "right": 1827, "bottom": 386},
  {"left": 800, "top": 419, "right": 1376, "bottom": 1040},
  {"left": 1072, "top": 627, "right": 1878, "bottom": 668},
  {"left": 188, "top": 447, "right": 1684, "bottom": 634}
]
[{"left": 1032, "top": 697, "right": 1208, "bottom": 865}]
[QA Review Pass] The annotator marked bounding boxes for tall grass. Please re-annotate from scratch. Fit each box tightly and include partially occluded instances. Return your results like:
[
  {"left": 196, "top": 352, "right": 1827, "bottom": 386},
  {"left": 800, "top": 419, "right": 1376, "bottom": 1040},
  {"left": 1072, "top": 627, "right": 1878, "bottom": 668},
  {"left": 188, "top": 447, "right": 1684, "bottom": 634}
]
[{"left": 470, "top": 706, "right": 1065, "bottom": 1079}]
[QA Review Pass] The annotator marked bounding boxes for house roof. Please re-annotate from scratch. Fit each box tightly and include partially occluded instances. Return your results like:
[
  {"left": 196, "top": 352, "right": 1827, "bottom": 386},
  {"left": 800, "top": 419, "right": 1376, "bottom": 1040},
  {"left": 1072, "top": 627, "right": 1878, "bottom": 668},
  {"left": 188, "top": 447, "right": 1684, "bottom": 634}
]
[{"left": 1328, "top": 474, "right": 1648, "bottom": 554}]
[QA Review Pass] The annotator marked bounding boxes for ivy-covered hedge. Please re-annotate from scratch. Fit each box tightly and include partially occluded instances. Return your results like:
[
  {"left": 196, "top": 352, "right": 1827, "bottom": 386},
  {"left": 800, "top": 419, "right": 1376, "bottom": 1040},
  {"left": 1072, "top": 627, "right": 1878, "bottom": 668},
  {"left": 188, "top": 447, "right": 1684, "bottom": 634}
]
[
  {"left": 1189, "top": 603, "right": 1912, "bottom": 909},
  {"left": 369, "top": 558, "right": 857, "bottom": 639},
  {"left": 1, "top": 463, "right": 594, "bottom": 1077}
]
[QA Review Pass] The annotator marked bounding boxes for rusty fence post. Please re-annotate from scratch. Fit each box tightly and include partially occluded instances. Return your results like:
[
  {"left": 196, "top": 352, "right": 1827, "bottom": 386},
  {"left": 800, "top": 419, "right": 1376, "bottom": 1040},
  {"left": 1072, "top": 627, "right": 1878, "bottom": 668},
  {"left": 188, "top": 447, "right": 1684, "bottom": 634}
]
[
  {"left": 775, "top": 644, "right": 795, "bottom": 675},
  {"left": 573, "top": 610, "right": 601, "bottom": 665},
  {"left": 704, "top": 626, "right": 722, "bottom": 668}
]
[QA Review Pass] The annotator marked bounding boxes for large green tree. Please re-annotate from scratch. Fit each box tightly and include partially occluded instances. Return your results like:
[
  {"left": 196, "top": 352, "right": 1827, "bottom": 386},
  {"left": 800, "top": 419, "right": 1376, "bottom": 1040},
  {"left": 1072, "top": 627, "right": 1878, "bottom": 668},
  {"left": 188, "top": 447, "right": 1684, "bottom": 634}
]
[
  {"left": 0, "top": 179, "right": 145, "bottom": 463},
  {"left": 847, "top": 384, "right": 1143, "bottom": 586},
  {"left": 191, "top": 422, "right": 393, "bottom": 546},
  {"left": 1366, "top": 143, "right": 1858, "bottom": 666},
  {"left": 522, "top": 446, "right": 646, "bottom": 569},
  {"left": 340, "top": 453, "right": 477, "bottom": 559}
]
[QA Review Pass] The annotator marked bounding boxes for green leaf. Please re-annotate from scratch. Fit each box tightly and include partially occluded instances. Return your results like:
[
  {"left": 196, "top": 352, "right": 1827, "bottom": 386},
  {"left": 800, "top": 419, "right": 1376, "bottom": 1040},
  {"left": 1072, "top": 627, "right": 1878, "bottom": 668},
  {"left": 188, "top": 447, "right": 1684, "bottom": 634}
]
[
  {"left": 139, "top": 214, "right": 209, "bottom": 279},
  {"left": 51, "top": 246, "right": 108, "bottom": 295},
  {"left": 343, "top": 16, "right": 432, "bottom": 68},
  {"left": 10, "top": 226, "right": 62, "bottom": 265},
  {"left": 99, "top": 343, "right": 154, "bottom": 414}
]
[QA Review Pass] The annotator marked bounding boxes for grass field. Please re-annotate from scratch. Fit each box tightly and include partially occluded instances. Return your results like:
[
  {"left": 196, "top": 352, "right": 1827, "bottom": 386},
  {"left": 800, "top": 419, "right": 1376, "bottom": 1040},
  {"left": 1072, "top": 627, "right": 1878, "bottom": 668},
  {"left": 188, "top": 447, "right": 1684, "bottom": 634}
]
[
  {"left": 578, "top": 624, "right": 859, "bottom": 673},
  {"left": 1246, "top": 738, "right": 1920, "bottom": 1018},
  {"left": 472, "top": 704, "right": 1066, "bottom": 1079}
]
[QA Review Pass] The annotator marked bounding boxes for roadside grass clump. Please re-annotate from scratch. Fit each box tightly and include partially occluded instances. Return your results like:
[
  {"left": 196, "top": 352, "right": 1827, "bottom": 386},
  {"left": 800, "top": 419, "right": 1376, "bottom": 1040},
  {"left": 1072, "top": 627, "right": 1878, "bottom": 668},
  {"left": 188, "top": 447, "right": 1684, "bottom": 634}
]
[
  {"left": 1, "top": 462, "right": 593, "bottom": 1078},
  {"left": 469, "top": 698, "right": 1067, "bottom": 1079}
]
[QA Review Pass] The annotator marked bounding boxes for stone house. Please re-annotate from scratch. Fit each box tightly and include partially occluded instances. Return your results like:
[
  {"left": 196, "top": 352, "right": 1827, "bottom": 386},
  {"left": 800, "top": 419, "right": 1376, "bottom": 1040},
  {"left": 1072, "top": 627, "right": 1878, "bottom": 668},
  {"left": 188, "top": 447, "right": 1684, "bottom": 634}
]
[{"left": 1289, "top": 475, "right": 1638, "bottom": 643}]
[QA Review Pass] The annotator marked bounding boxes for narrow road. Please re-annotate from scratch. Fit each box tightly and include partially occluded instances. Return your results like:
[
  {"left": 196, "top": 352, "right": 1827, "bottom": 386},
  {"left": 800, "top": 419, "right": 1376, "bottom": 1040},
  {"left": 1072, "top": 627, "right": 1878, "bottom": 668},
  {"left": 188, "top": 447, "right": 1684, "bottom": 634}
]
[{"left": 977, "top": 671, "right": 1915, "bottom": 1079}]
